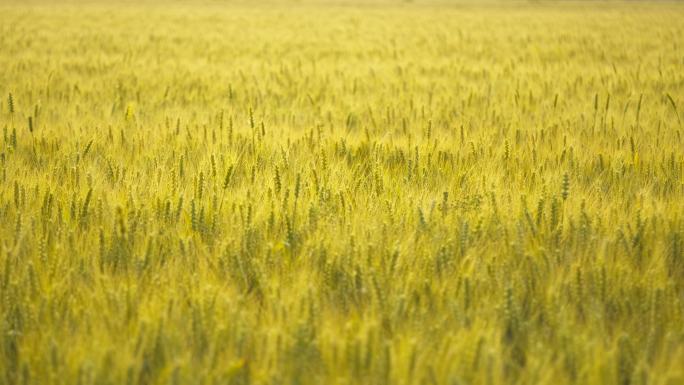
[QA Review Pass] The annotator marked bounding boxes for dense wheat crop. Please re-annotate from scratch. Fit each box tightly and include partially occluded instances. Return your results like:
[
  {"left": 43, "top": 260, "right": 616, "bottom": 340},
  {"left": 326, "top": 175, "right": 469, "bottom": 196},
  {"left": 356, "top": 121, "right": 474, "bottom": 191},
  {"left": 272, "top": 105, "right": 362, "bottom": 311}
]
[{"left": 1, "top": 1, "right": 683, "bottom": 384}]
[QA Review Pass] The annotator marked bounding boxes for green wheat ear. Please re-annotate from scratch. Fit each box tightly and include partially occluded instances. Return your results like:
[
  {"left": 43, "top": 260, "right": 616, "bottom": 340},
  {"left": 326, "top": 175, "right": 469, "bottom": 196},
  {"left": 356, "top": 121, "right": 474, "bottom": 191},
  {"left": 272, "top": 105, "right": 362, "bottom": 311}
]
[
  {"left": 666, "top": 93, "right": 681, "bottom": 126},
  {"left": 274, "top": 166, "right": 282, "bottom": 195},
  {"left": 7, "top": 93, "right": 14, "bottom": 115},
  {"left": 223, "top": 165, "right": 234, "bottom": 189},
  {"left": 561, "top": 173, "right": 570, "bottom": 201}
]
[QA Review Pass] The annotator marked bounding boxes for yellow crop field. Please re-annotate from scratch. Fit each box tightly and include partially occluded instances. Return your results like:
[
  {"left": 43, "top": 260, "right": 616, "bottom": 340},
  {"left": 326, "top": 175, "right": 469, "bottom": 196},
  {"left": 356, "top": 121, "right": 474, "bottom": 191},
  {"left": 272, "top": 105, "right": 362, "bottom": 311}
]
[{"left": 0, "top": 1, "right": 683, "bottom": 384}]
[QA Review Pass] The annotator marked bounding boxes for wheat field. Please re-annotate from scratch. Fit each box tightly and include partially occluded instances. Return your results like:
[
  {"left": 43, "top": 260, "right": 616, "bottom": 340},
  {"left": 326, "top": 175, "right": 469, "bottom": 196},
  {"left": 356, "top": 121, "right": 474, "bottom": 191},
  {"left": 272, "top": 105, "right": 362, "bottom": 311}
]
[{"left": 0, "top": 1, "right": 683, "bottom": 384}]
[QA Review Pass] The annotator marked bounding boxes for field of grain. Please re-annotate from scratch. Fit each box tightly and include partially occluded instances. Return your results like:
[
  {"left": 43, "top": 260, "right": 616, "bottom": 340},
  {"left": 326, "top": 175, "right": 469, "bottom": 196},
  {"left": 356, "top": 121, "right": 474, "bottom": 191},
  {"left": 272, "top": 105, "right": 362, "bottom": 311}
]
[{"left": 1, "top": 1, "right": 683, "bottom": 384}]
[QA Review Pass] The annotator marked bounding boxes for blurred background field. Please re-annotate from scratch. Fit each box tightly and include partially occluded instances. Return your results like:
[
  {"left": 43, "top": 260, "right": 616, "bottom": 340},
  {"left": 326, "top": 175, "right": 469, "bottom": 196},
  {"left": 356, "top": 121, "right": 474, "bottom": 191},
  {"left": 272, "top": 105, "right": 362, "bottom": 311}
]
[{"left": 0, "top": 1, "right": 683, "bottom": 385}]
